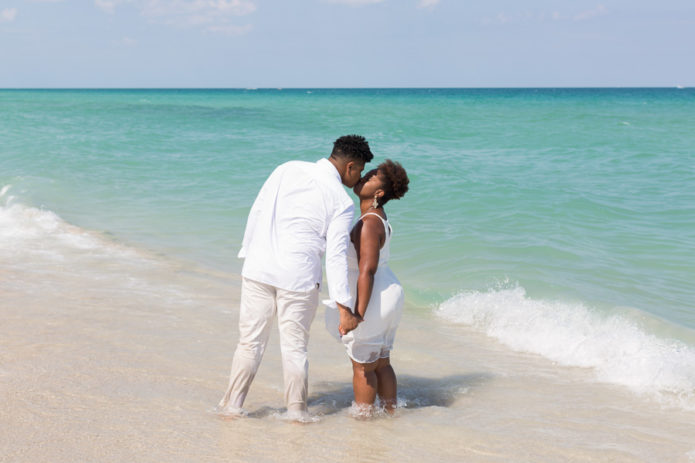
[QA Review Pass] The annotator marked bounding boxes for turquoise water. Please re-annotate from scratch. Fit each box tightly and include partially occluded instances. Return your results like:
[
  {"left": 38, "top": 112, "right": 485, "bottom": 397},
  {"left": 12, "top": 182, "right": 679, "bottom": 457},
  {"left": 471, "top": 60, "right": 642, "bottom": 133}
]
[{"left": 2, "top": 88, "right": 694, "bottom": 333}]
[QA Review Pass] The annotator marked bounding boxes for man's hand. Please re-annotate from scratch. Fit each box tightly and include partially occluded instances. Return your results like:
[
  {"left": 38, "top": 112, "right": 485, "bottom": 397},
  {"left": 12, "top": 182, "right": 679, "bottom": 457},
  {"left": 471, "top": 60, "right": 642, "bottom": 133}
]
[{"left": 337, "top": 304, "right": 362, "bottom": 336}]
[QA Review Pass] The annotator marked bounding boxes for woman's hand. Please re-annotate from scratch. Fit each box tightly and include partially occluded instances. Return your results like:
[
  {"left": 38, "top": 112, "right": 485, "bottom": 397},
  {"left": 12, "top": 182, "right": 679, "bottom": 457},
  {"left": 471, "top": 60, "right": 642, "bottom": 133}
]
[{"left": 338, "top": 304, "right": 362, "bottom": 335}]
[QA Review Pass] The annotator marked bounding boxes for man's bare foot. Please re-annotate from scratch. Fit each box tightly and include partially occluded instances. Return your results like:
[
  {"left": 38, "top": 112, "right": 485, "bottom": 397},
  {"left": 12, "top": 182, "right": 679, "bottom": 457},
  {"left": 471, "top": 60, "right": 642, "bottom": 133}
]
[
  {"left": 284, "top": 409, "right": 319, "bottom": 424},
  {"left": 215, "top": 406, "right": 247, "bottom": 420}
]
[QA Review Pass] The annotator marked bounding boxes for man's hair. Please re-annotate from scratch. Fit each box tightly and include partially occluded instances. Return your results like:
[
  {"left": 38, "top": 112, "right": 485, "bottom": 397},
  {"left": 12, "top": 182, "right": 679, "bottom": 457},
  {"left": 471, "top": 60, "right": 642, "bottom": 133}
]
[
  {"left": 378, "top": 159, "right": 409, "bottom": 207},
  {"left": 330, "top": 135, "right": 374, "bottom": 164}
]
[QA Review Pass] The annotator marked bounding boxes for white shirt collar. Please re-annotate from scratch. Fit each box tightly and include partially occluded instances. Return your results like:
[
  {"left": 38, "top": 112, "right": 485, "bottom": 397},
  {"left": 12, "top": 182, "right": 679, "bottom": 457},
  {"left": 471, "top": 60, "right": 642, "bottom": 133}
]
[{"left": 317, "top": 158, "right": 342, "bottom": 184}]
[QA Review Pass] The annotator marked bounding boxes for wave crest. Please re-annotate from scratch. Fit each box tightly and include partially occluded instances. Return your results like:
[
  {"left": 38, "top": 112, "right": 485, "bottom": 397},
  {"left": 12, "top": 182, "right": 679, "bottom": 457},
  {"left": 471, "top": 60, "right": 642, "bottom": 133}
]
[
  {"left": 0, "top": 184, "right": 138, "bottom": 260},
  {"left": 435, "top": 285, "right": 695, "bottom": 410}
]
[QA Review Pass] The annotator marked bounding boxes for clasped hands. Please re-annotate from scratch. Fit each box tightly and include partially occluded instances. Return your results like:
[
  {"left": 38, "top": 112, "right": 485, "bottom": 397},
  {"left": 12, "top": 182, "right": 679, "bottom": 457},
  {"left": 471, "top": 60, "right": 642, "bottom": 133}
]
[{"left": 338, "top": 304, "right": 363, "bottom": 336}]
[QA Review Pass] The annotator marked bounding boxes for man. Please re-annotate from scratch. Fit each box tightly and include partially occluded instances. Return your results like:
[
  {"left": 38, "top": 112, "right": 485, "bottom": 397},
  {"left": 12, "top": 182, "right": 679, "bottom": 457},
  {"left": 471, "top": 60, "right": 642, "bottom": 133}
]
[{"left": 218, "top": 135, "right": 373, "bottom": 418}]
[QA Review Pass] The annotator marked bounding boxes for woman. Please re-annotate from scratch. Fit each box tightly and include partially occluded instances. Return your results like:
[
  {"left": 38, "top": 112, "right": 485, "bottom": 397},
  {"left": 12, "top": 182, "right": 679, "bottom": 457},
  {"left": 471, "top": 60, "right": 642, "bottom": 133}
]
[{"left": 327, "top": 159, "right": 410, "bottom": 415}]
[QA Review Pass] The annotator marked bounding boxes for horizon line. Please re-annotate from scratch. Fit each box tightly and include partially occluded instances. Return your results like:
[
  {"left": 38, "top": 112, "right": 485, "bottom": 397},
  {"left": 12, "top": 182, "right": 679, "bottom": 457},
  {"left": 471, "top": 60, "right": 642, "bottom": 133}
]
[{"left": 0, "top": 86, "right": 691, "bottom": 90}]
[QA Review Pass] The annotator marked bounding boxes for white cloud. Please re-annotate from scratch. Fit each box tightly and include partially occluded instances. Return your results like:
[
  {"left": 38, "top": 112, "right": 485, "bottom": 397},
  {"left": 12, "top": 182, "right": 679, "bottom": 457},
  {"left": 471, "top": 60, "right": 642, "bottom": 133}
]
[
  {"left": 93, "top": 0, "right": 256, "bottom": 34},
  {"left": 417, "top": 0, "right": 439, "bottom": 9},
  {"left": 574, "top": 4, "right": 607, "bottom": 21},
  {"left": 323, "top": 0, "right": 385, "bottom": 6},
  {"left": 95, "top": 0, "right": 132, "bottom": 14},
  {"left": 482, "top": 12, "right": 512, "bottom": 25},
  {"left": 0, "top": 8, "right": 18, "bottom": 22},
  {"left": 95, "top": 0, "right": 116, "bottom": 14},
  {"left": 140, "top": 0, "right": 256, "bottom": 19},
  {"left": 113, "top": 36, "right": 138, "bottom": 46},
  {"left": 483, "top": 5, "right": 609, "bottom": 25},
  {"left": 206, "top": 23, "right": 252, "bottom": 36}
]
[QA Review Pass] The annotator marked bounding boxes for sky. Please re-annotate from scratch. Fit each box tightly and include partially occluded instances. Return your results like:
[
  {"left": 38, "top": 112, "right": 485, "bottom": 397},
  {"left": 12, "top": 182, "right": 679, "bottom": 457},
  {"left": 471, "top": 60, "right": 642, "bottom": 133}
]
[{"left": 0, "top": 0, "right": 693, "bottom": 87}]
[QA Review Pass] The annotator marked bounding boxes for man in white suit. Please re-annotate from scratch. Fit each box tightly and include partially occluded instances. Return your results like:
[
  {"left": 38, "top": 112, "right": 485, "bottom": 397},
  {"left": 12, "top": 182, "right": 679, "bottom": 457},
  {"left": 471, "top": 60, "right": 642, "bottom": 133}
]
[{"left": 218, "top": 135, "right": 373, "bottom": 418}]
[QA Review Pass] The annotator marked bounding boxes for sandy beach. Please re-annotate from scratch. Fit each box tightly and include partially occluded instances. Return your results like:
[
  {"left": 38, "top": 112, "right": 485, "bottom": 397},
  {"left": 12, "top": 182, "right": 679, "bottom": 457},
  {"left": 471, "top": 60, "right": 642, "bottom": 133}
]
[{"left": 2, "top": 232, "right": 694, "bottom": 463}]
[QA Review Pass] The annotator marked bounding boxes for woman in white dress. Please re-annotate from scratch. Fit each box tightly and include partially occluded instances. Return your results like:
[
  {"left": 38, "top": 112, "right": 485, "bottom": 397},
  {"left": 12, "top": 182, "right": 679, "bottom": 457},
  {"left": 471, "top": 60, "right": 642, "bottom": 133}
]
[{"left": 327, "top": 159, "right": 409, "bottom": 414}]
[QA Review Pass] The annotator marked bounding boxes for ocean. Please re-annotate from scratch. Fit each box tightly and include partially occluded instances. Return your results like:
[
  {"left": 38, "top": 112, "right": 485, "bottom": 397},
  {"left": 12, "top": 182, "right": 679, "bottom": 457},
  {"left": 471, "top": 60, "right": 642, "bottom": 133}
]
[{"left": 2, "top": 88, "right": 694, "bottom": 462}]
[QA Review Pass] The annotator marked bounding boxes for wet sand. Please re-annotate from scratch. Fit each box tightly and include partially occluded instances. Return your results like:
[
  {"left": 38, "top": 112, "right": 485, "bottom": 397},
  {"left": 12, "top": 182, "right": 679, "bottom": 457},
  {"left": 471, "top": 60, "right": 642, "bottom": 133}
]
[{"left": 2, "top": 248, "right": 695, "bottom": 463}]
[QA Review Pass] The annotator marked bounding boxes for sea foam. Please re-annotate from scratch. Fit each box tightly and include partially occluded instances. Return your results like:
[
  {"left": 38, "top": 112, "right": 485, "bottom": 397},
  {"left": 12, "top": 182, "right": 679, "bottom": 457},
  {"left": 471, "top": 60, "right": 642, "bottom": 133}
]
[
  {"left": 0, "top": 184, "right": 141, "bottom": 262},
  {"left": 435, "top": 284, "right": 695, "bottom": 410},
  {"left": 1, "top": 185, "right": 206, "bottom": 309}
]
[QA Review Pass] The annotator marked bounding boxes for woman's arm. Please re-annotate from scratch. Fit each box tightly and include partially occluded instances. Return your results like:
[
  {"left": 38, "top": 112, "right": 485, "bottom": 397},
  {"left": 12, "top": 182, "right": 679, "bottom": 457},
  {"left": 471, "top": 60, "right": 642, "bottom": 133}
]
[{"left": 353, "top": 216, "right": 386, "bottom": 319}]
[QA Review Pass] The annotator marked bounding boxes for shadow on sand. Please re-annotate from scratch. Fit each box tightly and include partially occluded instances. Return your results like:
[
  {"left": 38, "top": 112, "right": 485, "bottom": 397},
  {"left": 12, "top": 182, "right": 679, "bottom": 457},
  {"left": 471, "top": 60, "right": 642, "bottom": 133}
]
[{"left": 303, "top": 373, "right": 493, "bottom": 417}]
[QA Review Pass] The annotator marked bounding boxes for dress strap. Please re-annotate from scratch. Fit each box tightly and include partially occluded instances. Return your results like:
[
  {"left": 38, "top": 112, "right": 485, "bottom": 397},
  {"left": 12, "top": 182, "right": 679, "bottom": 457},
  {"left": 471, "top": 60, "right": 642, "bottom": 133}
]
[
  {"left": 359, "top": 212, "right": 386, "bottom": 221},
  {"left": 358, "top": 212, "right": 391, "bottom": 236}
]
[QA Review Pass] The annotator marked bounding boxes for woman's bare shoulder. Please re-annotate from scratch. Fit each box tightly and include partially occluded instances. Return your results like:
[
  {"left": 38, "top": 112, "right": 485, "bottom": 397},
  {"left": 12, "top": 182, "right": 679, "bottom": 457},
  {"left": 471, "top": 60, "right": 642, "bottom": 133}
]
[{"left": 358, "top": 214, "right": 386, "bottom": 242}]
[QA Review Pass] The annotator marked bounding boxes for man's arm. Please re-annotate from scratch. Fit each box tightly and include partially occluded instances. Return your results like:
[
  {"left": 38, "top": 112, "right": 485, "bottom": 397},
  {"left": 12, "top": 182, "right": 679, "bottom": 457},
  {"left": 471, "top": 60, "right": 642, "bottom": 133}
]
[{"left": 325, "top": 203, "right": 361, "bottom": 335}]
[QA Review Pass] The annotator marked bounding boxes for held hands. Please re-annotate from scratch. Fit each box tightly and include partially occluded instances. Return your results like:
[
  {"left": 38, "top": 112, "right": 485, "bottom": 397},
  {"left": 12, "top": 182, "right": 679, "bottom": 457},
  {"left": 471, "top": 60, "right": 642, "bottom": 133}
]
[{"left": 337, "top": 304, "right": 362, "bottom": 336}]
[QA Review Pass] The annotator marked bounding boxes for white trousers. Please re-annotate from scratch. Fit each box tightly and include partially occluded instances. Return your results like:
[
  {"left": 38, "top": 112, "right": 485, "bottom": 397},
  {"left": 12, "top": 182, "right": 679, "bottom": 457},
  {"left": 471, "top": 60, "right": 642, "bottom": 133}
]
[{"left": 218, "top": 277, "right": 319, "bottom": 414}]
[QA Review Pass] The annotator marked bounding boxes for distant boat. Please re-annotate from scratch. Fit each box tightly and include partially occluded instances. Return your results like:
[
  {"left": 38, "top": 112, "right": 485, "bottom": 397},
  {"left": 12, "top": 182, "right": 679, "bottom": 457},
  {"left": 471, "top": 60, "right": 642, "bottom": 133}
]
[{"left": 676, "top": 85, "right": 685, "bottom": 89}]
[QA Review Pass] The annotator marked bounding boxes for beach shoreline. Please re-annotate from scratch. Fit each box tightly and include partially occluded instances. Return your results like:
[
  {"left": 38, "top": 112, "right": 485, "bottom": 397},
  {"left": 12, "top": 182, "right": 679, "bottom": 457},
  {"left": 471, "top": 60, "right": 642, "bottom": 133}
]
[{"left": 2, "top": 247, "right": 694, "bottom": 463}]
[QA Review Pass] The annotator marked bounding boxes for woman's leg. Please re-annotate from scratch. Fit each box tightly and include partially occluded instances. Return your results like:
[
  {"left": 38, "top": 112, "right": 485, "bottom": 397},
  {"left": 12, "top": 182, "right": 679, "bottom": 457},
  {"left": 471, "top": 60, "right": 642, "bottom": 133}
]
[
  {"left": 351, "top": 359, "right": 379, "bottom": 407},
  {"left": 375, "top": 357, "right": 397, "bottom": 413}
]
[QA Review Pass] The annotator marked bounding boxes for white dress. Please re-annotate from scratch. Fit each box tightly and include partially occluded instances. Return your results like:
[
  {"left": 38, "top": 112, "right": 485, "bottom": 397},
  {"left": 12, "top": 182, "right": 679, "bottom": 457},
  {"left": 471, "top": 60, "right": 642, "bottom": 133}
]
[{"left": 325, "top": 212, "right": 405, "bottom": 364}]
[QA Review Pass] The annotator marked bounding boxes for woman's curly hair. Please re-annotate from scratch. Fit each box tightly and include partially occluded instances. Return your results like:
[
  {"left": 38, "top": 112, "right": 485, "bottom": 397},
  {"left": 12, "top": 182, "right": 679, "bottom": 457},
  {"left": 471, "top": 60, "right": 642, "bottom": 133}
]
[{"left": 378, "top": 159, "right": 409, "bottom": 206}]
